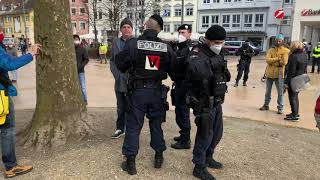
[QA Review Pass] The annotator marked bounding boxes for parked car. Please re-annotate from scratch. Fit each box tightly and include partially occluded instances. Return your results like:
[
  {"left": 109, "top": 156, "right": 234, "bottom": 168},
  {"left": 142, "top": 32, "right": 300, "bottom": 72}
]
[
  {"left": 315, "top": 92, "right": 320, "bottom": 132},
  {"left": 224, "top": 41, "right": 261, "bottom": 55},
  {"left": 3, "top": 37, "right": 15, "bottom": 48}
]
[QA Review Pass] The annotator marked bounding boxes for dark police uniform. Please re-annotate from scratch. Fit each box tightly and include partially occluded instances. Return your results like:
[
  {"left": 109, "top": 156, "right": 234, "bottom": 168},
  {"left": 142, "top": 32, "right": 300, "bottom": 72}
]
[
  {"left": 235, "top": 43, "right": 254, "bottom": 86},
  {"left": 186, "top": 34, "right": 230, "bottom": 179},
  {"left": 115, "top": 27, "right": 175, "bottom": 173},
  {"left": 171, "top": 35, "right": 194, "bottom": 148}
]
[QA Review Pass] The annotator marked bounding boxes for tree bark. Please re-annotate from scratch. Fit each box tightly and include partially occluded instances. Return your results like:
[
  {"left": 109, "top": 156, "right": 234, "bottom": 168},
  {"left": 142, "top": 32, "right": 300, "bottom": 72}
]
[{"left": 24, "top": 0, "right": 92, "bottom": 149}]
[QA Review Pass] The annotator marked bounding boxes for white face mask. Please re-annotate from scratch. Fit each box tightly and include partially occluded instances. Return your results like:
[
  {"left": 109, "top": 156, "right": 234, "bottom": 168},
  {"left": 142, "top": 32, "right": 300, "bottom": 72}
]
[
  {"left": 178, "top": 34, "right": 187, "bottom": 43},
  {"left": 210, "top": 44, "right": 223, "bottom": 55},
  {"left": 74, "top": 40, "right": 80, "bottom": 45},
  {"left": 8, "top": 45, "right": 13, "bottom": 48}
]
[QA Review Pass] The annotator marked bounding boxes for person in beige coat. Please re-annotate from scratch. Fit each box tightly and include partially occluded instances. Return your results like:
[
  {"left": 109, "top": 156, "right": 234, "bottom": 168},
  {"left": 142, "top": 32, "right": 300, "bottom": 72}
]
[{"left": 260, "top": 34, "right": 290, "bottom": 114}]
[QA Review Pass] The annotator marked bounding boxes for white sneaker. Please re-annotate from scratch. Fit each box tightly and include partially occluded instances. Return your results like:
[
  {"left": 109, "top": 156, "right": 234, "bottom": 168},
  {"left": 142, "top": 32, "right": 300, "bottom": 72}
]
[{"left": 111, "top": 129, "right": 125, "bottom": 139}]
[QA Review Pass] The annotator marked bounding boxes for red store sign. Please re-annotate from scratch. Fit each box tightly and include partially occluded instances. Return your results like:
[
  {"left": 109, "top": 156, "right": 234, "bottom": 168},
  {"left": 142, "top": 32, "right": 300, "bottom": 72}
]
[{"left": 301, "top": 9, "right": 320, "bottom": 16}]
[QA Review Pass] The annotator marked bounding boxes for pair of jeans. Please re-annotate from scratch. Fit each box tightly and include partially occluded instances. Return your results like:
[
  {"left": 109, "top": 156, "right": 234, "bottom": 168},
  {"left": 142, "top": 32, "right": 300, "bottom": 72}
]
[
  {"left": 78, "top": 73, "right": 87, "bottom": 103},
  {"left": 264, "top": 78, "right": 284, "bottom": 111},
  {"left": 0, "top": 98, "right": 18, "bottom": 170},
  {"left": 115, "top": 91, "right": 126, "bottom": 131},
  {"left": 10, "top": 70, "right": 17, "bottom": 81},
  {"left": 288, "top": 86, "right": 299, "bottom": 116}
]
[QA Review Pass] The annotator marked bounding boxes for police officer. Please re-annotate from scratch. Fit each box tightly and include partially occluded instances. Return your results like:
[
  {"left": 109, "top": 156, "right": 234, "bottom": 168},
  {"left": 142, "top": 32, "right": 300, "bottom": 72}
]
[
  {"left": 311, "top": 42, "right": 320, "bottom": 73},
  {"left": 234, "top": 40, "right": 255, "bottom": 87},
  {"left": 115, "top": 15, "right": 175, "bottom": 175},
  {"left": 171, "top": 24, "right": 194, "bottom": 150},
  {"left": 186, "top": 25, "right": 230, "bottom": 180}
]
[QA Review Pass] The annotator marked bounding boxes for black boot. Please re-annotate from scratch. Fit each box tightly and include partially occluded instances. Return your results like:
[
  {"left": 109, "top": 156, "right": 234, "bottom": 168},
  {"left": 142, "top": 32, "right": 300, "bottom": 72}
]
[
  {"left": 234, "top": 81, "right": 239, "bottom": 87},
  {"left": 193, "top": 165, "right": 216, "bottom": 180},
  {"left": 243, "top": 81, "right": 247, "bottom": 86},
  {"left": 173, "top": 135, "right": 181, "bottom": 142},
  {"left": 154, "top": 152, "right": 164, "bottom": 169},
  {"left": 171, "top": 140, "right": 191, "bottom": 150},
  {"left": 206, "top": 157, "right": 223, "bottom": 169},
  {"left": 121, "top": 155, "right": 137, "bottom": 175}
]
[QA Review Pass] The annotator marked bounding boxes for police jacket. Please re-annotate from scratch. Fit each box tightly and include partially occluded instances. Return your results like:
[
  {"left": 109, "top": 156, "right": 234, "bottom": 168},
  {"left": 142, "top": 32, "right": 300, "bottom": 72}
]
[
  {"left": 312, "top": 46, "right": 320, "bottom": 58},
  {"left": 171, "top": 39, "right": 194, "bottom": 81},
  {"left": 186, "top": 43, "right": 230, "bottom": 100},
  {"left": 115, "top": 29, "right": 175, "bottom": 82},
  {"left": 235, "top": 44, "right": 254, "bottom": 63}
]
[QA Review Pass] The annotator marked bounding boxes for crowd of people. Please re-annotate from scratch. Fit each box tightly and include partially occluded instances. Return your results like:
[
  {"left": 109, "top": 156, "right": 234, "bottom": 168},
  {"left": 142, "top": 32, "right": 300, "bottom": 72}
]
[{"left": 0, "top": 14, "right": 319, "bottom": 179}]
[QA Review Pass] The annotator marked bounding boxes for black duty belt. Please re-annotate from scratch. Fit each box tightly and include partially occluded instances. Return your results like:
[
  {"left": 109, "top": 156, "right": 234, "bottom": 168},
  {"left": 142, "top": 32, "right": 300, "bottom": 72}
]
[{"left": 133, "top": 80, "right": 162, "bottom": 89}]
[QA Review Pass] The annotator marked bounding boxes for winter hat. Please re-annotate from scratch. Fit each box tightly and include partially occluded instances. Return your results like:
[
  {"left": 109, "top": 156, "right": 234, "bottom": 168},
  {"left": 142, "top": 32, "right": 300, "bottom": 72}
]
[
  {"left": 150, "top": 14, "right": 163, "bottom": 30},
  {"left": 205, "top": 25, "right": 226, "bottom": 41},
  {"left": 178, "top": 24, "right": 192, "bottom": 32},
  {"left": 276, "top": 34, "right": 284, "bottom": 40},
  {"left": 73, "top": 34, "right": 80, "bottom": 40},
  {"left": 120, "top": 18, "right": 133, "bottom": 29}
]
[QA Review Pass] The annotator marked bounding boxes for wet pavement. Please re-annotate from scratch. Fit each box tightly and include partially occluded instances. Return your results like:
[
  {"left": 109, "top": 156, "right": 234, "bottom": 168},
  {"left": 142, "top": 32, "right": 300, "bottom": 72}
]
[{"left": 11, "top": 55, "right": 320, "bottom": 130}]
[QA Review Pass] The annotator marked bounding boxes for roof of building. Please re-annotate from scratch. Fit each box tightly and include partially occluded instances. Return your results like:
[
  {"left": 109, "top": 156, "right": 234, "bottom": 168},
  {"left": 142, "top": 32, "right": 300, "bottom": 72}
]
[{"left": 0, "top": 0, "right": 34, "bottom": 16}]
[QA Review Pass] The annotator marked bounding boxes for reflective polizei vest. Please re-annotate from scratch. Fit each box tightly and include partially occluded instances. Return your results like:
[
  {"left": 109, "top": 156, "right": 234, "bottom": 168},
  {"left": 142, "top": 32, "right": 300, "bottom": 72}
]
[{"left": 312, "top": 47, "right": 320, "bottom": 58}]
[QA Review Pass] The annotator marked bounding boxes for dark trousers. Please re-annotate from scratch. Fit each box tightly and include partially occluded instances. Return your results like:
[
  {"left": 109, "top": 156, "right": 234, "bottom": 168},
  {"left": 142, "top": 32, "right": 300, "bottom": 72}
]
[
  {"left": 174, "top": 82, "right": 191, "bottom": 142},
  {"left": 236, "top": 61, "right": 251, "bottom": 82},
  {"left": 307, "top": 51, "right": 311, "bottom": 61},
  {"left": 288, "top": 86, "right": 299, "bottom": 116},
  {"left": 0, "top": 98, "right": 18, "bottom": 170},
  {"left": 122, "top": 88, "right": 166, "bottom": 156},
  {"left": 312, "top": 57, "right": 320, "bottom": 73},
  {"left": 115, "top": 91, "right": 126, "bottom": 131},
  {"left": 192, "top": 104, "right": 223, "bottom": 165}
]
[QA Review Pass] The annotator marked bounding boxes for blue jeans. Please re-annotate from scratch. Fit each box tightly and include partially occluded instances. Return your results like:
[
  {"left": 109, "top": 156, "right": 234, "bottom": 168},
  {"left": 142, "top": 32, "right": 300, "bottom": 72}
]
[
  {"left": 0, "top": 98, "right": 18, "bottom": 170},
  {"left": 78, "top": 73, "right": 88, "bottom": 103},
  {"left": 10, "top": 71, "right": 18, "bottom": 81},
  {"left": 264, "top": 78, "right": 284, "bottom": 110}
]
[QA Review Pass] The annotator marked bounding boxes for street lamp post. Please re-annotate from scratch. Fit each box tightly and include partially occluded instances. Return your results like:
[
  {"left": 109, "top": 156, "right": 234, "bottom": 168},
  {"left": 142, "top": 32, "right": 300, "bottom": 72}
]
[
  {"left": 181, "top": 0, "right": 184, "bottom": 24},
  {"left": 22, "top": 0, "right": 27, "bottom": 41}
]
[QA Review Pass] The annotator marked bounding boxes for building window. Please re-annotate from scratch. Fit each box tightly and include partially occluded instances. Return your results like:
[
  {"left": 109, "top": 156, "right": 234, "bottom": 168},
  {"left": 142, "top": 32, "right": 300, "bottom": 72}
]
[
  {"left": 127, "top": 0, "right": 133, "bottom": 6},
  {"left": 138, "top": 0, "right": 144, "bottom": 6},
  {"left": 72, "top": 22, "right": 77, "bottom": 29},
  {"left": 224, "top": 0, "right": 231, "bottom": 2},
  {"left": 127, "top": 12, "right": 133, "bottom": 19},
  {"left": 72, "top": 0, "right": 75, "bottom": 2},
  {"left": 244, "top": 14, "right": 253, "bottom": 27},
  {"left": 80, "top": 22, "right": 86, "bottom": 30},
  {"left": 163, "top": 24, "right": 170, "bottom": 32},
  {"left": 71, "top": 8, "right": 76, "bottom": 16},
  {"left": 174, "top": 24, "right": 180, "bottom": 31},
  {"left": 202, "top": 16, "right": 209, "bottom": 28},
  {"left": 154, "top": 9, "right": 160, "bottom": 15},
  {"left": 234, "top": 0, "right": 242, "bottom": 2},
  {"left": 80, "top": 8, "right": 86, "bottom": 15},
  {"left": 186, "top": 8, "right": 193, "bottom": 16},
  {"left": 25, "top": 16, "right": 30, "bottom": 22},
  {"left": 6, "top": 16, "right": 11, "bottom": 23},
  {"left": 212, "top": 15, "right": 219, "bottom": 25},
  {"left": 155, "top": 0, "right": 160, "bottom": 2},
  {"left": 222, "top": 15, "right": 230, "bottom": 28},
  {"left": 213, "top": 0, "right": 220, "bottom": 2},
  {"left": 203, "top": 0, "right": 210, "bottom": 3},
  {"left": 255, "top": 14, "right": 264, "bottom": 27},
  {"left": 232, "top": 14, "right": 241, "bottom": 28},
  {"left": 175, "top": 8, "right": 182, "bottom": 16},
  {"left": 163, "top": 9, "right": 171, "bottom": 17},
  {"left": 139, "top": 12, "right": 144, "bottom": 19},
  {"left": 284, "top": 0, "right": 290, "bottom": 3},
  {"left": 282, "top": 16, "right": 291, "bottom": 25},
  {"left": 98, "top": 12, "right": 103, "bottom": 19}
]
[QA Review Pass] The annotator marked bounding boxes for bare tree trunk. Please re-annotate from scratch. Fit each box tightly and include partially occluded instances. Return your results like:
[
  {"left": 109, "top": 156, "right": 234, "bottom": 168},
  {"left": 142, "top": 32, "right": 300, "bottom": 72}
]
[
  {"left": 93, "top": 0, "right": 98, "bottom": 46},
  {"left": 23, "top": 0, "right": 93, "bottom": 149}
]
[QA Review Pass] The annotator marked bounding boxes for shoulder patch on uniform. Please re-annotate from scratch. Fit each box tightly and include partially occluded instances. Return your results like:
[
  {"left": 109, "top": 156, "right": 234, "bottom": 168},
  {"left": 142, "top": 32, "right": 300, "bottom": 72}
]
[{"left": 137, "top": 40, "right": 168, "bottom": 52}]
